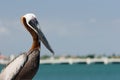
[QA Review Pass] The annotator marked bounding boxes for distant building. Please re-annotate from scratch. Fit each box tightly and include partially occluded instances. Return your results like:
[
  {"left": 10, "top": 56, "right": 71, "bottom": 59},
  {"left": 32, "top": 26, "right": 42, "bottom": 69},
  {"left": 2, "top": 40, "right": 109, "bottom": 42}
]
[{"left": 0, "top": 54, "right": 7, "bottom": 60}]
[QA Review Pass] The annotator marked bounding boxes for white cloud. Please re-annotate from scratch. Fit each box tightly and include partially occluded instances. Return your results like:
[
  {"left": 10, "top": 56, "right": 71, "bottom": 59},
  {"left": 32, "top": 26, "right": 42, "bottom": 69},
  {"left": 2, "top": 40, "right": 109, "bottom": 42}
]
[
  {"left": 89, "top": 18, "right": 96, "bottom": 23},
  {"left": 112, "top": 19, "right": 120, "bottom": 25},
  {"left": 0, "top": 21, "right": 10, "bottom": 36},
  {"left": 0, "top": 27, "right": 8, "bottom": 33},
  {"left": 41, "top": 19, "right": 84, "bottom": 38},
  {"left": 56, "top": 26, "right": 69, "bottom": 37},
  {"left": 0, "top": 27, "right": 10, "bottom": 36}
]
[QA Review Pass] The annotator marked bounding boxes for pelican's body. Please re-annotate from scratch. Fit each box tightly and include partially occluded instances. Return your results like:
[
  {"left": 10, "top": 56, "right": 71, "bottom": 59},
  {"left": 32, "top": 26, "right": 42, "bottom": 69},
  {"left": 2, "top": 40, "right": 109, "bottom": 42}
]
[{"left": 0, "top": 13, "right": 54, "bottom": 80}]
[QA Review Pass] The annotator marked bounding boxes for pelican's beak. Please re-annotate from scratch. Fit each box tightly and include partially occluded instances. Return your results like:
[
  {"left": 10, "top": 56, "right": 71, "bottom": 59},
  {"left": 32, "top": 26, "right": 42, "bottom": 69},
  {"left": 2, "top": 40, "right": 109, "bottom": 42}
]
[
  {"left": 37, "top": 27, "right": 55, "bottom": 54},
  {"left": 29, "top": 18, "right": 54, "bottom": 55}
]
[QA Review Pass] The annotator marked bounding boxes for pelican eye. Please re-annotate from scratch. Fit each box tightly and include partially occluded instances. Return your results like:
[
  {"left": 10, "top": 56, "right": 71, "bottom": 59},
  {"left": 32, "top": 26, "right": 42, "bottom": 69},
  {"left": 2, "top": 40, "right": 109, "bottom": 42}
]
[{"left": 29, "top": 18, "right": 39, "bottom": 28}]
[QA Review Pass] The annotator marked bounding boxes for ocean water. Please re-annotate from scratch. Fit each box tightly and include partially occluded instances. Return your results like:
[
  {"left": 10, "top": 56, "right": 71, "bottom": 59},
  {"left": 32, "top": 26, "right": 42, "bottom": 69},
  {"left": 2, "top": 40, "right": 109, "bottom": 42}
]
[{"left": 0, "top": 64, "right": 120, "bottom": 80}]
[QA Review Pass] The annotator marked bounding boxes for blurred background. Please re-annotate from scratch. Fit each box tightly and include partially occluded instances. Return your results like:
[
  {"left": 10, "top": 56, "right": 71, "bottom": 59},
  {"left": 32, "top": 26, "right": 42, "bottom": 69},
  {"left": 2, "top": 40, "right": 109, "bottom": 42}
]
[
  {"left": 0, "top": 0, "right": 120, "bottom": 80},
  {"left": 1, "top": 0, "right": 120, "bottom": 56}
]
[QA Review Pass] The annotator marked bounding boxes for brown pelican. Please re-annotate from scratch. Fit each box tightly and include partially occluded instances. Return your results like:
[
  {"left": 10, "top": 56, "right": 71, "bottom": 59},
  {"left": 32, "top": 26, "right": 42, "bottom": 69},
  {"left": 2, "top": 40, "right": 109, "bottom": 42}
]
[{"left": 0, "top": 13, "right": 54, "bottom": 80}]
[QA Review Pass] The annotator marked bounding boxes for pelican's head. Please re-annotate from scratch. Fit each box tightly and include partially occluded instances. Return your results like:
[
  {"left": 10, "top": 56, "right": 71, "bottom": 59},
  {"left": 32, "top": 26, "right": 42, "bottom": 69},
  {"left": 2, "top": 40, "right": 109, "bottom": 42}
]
[{"left": 22, "top": 13, "right": 54, "bottom": 54}]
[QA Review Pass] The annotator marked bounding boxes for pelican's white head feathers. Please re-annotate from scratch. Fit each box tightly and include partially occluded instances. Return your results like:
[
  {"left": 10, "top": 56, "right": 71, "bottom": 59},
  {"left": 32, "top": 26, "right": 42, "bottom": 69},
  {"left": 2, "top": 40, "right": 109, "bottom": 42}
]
[{"left": 23, "top": 13, "right": 36, "bottom": 23}]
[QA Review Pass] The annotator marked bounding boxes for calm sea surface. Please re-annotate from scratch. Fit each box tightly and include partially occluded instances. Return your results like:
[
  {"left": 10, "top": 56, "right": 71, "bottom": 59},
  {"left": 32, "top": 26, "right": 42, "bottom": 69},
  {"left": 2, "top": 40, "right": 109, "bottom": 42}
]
[{"left": 0, "top": 64, "right": 120, "bottom": 80}]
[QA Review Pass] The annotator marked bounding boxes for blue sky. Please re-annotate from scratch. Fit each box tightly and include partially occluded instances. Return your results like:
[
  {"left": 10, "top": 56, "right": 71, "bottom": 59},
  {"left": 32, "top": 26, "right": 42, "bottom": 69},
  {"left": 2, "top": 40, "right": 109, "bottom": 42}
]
[{"left": 0, "top": 0, "right": 120, "bottom": 56}]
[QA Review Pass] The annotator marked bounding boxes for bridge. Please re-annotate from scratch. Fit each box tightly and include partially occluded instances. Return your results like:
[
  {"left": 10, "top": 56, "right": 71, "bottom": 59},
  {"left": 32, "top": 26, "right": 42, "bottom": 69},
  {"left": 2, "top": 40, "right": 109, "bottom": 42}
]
[
  {"left": 1, "top": 57, "right": 120, "bottom": 65},
  {"left": 40, "top": 57, "right": 120, "bottom": 65}
]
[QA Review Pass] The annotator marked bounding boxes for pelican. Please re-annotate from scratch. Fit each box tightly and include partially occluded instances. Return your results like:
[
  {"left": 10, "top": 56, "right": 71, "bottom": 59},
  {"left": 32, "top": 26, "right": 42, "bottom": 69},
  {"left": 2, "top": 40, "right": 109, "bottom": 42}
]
[{"left": 0, "top": 13, "right": 54, "bottom": 80}]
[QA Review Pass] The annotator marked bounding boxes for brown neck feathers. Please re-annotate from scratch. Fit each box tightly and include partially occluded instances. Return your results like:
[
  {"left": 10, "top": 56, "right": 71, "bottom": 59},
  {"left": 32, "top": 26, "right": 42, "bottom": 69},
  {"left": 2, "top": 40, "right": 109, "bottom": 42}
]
[{"left": 21, "top": 17, "right": 40, "bottom": 52}]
